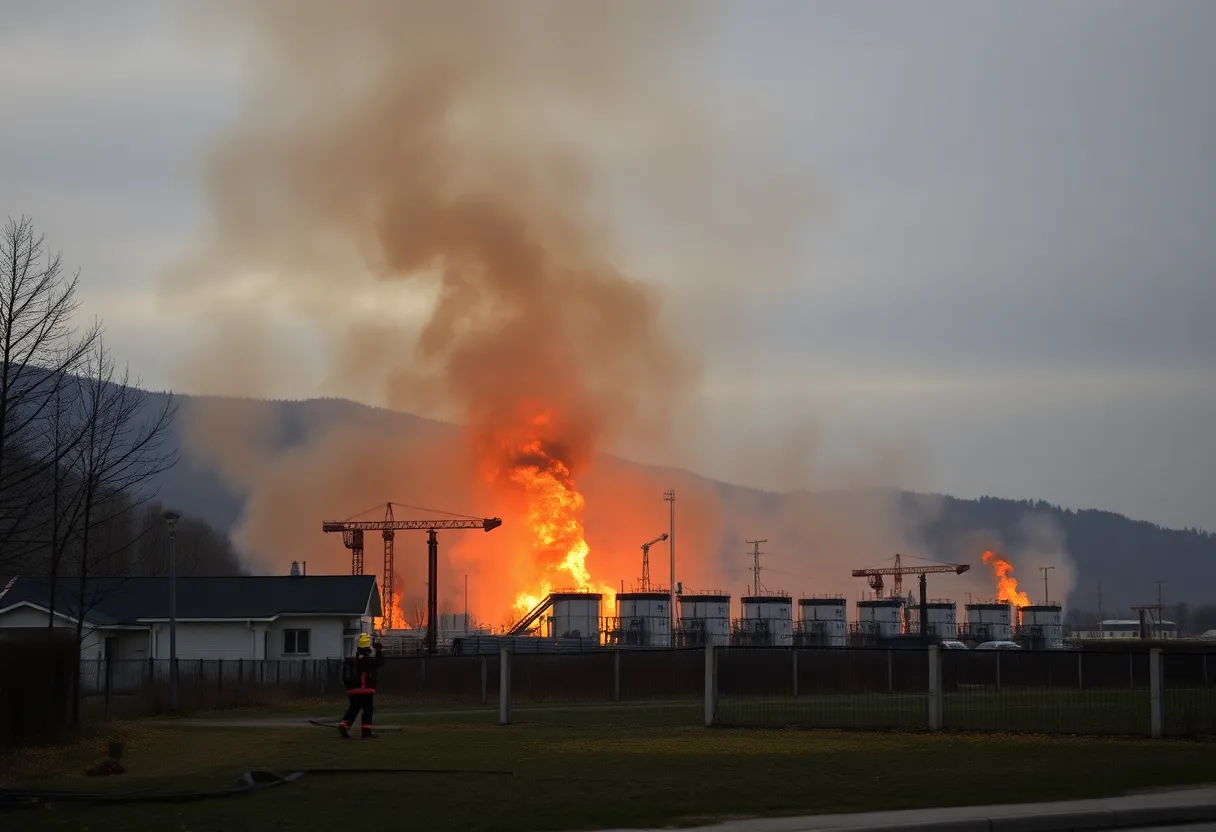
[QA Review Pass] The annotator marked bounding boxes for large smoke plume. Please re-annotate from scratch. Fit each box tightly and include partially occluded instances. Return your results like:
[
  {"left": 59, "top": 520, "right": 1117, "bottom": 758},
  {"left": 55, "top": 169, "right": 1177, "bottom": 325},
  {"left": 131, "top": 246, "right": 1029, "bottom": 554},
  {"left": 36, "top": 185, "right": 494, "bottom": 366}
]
[{"left": 163, "top": 1, "right": 1075, "bottom": 620}]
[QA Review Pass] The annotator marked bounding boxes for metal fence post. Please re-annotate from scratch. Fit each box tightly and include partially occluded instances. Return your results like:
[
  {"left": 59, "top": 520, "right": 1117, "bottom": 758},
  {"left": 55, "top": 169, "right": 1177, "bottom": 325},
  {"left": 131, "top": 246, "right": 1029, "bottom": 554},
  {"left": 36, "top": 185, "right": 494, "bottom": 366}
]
[
  {"left": 1149, "top": 648, "right": 1163, "bottom": 738},
  {"left": 1078, "top": 651, "right": 1083, "bottom": 690},
  {"left": 103, "top": 656, "right": 112, "bottom": 721},
  {"left": 927, "top": 645, "right": 943, "bottom": 731},
  {"left": 499, "top": 645, "right": 511, "bottom": 725},
  {"left": 613, "top": 649, "right": 621, "bottom": 702},
  {"left": 480, "top": 655, "right": 487, "bottom": 705},
  {"left": 704, "top": 643, "right": 717, "bottom": 726},
  {"left": 792, "top": 649, "right": 798, "bottom": 698},
  {"left": 887, "top": 649, "right": 893, "bottom": 693}
]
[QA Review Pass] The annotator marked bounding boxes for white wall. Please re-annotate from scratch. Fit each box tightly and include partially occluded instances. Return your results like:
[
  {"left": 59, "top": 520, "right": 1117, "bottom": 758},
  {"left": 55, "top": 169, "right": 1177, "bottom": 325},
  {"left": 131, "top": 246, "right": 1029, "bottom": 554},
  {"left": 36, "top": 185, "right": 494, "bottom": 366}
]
[
  {"left": 149, "top": 622, "right": 257, "bottom": 660},
  {"left": 266, "top": 617, "right": 347, "bottom": 659},
  {"left": 0, "top": 605, "right": 103, "bottom": 659},
  {"left": 3, "top": 606, "right": 360, "bottom": 661}
]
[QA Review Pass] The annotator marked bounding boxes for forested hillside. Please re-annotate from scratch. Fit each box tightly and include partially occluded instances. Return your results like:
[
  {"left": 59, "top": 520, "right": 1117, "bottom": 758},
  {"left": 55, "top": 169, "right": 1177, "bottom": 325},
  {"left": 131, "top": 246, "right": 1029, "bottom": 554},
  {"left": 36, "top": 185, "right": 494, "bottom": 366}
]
[
  {"left": 0, "top": 217, "right": 243, "bottom": 596},
  {"left": 142, "top": 393, "right": 1216, "bottom": 614}
]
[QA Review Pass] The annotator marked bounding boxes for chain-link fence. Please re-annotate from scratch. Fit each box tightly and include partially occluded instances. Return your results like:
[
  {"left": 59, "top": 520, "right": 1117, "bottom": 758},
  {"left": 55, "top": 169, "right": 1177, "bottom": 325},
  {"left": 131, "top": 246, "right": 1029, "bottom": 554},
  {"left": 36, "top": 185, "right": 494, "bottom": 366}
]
[
  {"left": 705, "top": 645, "right": 1214, "bottom": 737},
  {"left": 1162, "top": 651, "right": 1216, "bottom": 736},
  {"left": 72, "top": 643, "right": 1216, "bottom": 737}
]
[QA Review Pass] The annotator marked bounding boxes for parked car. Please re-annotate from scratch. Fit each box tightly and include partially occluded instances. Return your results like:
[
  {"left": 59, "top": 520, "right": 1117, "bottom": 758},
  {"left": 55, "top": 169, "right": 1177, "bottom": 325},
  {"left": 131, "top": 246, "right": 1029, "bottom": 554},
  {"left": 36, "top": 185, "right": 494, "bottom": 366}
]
[
  {"left": 939, "top": 640, "right": 970, "bottom": 650},
  {"left": 974, "top": 640, "right": 1022, "bottom": 650}
]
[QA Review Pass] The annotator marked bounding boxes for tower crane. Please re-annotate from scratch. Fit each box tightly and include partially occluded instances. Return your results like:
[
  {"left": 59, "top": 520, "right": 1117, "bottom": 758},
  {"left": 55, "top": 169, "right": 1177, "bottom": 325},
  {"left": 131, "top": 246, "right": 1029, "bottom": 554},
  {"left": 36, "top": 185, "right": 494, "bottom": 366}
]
[
  {"left": 851, "top": 553, "right": 970, "bottom": 599},
  {"left": 639, "top": 533, "right": 669, "bottom": 591},
  {"left": 322, "top": 503, "right": 502, "bottom": 653},
  {"left": 851, "top": 553, "right": 970, "bottom": 636}
]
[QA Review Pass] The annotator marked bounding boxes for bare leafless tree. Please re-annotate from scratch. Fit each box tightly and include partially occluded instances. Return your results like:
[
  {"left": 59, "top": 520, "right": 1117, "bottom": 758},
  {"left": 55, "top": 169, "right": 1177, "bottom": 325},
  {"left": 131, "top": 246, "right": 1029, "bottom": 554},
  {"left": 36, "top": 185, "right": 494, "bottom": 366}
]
[
  {"left": 69, "top": 337, "right": 177, "bottom": 722},
  {"left": 0, "top": 216, "right": 98, "bottom": 570},
  {"left": 37, "top": 382, "right": 88, "bottom": 629}
]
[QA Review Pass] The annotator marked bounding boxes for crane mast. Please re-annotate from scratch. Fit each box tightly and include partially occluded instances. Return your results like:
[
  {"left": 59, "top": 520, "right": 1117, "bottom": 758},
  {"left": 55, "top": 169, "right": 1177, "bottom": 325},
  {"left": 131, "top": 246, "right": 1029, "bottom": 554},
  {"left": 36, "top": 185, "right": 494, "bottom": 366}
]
[
  {"left": 322, "top": 504, "right": 502, "bottom": 652},
  {"left": 639, "top": 534, "right": 669, "bottom": 591}
]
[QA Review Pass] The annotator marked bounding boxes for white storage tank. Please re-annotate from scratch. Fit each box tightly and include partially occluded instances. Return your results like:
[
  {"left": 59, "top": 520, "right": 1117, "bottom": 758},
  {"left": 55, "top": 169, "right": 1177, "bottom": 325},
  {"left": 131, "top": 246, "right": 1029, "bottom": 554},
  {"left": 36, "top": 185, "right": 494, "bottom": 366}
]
[
  {"left": 965, "top": 602, "right": 1012, "bottom": 642},
  {"left": 906, "top": 601, "right": 958, "bottom": 639},
  {"left": 677, "top": 593, "right": 731, "bottom": 647},
  {"left": 856, "top": 598, "right": 903, "bottom": 638},
  {"left": 797, "top": 596, "right": 847, "bottom": 647},
  {"left": 549, "top": 592, "right": 602, "bottom": 641},
  {"left": 615, "top": 591, "right": 671, "bottom": 647},
  {"left": 1019, "top": 604, "right": 1063, "bottom": 649},
  {"left": 737, "top": 595, "right": 793, "bottom": 646}
]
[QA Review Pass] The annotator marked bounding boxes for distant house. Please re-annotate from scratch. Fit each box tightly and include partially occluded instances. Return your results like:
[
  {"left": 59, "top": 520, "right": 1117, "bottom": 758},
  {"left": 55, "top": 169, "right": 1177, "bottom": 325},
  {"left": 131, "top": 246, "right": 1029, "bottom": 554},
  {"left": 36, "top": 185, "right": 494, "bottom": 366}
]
[{"left": 0, "top": 571, "right": 382, "bottom": 662}]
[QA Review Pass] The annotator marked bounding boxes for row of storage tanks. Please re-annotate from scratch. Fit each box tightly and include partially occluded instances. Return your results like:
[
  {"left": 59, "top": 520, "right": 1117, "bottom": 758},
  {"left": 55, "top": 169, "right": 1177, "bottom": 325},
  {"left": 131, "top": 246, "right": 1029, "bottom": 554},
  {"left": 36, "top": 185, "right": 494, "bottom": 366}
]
[{"left": 546, "top": 591, "right": 1065, "bottom": 649}]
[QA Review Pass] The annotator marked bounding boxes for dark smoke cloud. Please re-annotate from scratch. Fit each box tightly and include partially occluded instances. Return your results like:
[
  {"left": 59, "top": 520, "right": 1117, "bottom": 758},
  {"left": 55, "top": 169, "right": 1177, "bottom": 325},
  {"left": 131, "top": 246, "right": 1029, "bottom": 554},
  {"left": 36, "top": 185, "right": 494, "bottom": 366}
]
[
  {"left": 163, "top": 1, "right": 1080, "bottom": 622},
  {"left": 163, "top": 0, "right": 820, "bottom": 618}
]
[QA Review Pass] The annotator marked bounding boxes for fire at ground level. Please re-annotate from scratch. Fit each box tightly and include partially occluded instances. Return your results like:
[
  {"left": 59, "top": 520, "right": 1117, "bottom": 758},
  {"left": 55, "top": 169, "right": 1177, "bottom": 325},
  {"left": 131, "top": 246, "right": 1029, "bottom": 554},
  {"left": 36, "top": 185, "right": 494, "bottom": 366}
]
[{"left": 318, "top": 500, "right": 1164, "bottom": 657}]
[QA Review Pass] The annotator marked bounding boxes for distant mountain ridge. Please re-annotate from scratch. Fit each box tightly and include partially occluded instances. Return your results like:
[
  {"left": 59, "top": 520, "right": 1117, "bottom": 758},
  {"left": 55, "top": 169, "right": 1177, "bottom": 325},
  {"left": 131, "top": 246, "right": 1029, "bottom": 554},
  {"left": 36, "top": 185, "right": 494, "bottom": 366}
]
[{"left": 139, "top": 390, "right": 1216, "bottom": 611}]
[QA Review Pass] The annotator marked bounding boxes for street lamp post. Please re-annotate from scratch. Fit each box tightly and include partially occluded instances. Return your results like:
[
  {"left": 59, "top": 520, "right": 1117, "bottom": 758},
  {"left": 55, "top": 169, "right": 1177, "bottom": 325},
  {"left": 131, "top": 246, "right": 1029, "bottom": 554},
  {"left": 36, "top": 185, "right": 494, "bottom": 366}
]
[
  {"left": 663, "top": 490, "right": 675, "bottom": 640},
  {"left": 163, "top": 510, "right": 181, "bottom": 712}
]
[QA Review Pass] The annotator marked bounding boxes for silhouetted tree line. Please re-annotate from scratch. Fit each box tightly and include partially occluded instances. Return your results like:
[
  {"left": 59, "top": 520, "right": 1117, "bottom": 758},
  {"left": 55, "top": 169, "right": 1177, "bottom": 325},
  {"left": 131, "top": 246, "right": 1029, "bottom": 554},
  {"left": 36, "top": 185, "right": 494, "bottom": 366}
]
[{"left": 0, "top": 217, "right": 245, "bottom": 596}]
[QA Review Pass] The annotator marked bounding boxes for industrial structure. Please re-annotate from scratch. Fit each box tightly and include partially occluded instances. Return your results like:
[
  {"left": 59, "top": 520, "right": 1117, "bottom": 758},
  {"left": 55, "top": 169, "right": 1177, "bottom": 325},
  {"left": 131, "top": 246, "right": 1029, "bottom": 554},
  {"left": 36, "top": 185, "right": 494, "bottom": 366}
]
[
  {"left": 853, "top": 597, "right": 904, "bottom": 641},
  {"left": 796, "top": 596, "right": 848, "bottom": 647},
  {"left": 733, "top": 594, "right": 794, "bottom": 647},
  {"left": 675, "top": 592, "right": 732, "bottom": 647},
  {"left": 905, "top": 600, "right": 958, "bottom": 641},
  {"left": 1017, "top": 604, "right": 1064, "bottom": 649},
  {"left": 321, "top": 502, "right": 502, "bottom": 651},
  {"left": 311, "top": 493, "right": 1075, "bottom": 652},
  {"left": 637, "top": 534, "right": 669, "bottom": 592},
  {"left": 508, "top": 591, "right": 603, "bottom": 641},
  {"left": 851, "top": 554, "right": 970, "bottom": 599},
  {"left": 961, "top": 602, "right": 1013, "bottom": 642},
  {"left": 607, "top": 591, "right": 671, "bottom": 647}
]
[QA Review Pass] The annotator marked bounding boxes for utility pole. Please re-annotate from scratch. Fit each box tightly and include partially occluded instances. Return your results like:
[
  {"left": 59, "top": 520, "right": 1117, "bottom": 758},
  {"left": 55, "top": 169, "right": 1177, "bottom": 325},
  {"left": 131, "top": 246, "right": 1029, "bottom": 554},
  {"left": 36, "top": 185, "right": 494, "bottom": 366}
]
[
  {"left": 1155, "top": 581, "right": 1166, "bottom": 638},
  {"left": 664, "top": 490, "right": 676, "bottom": 637},
  {"left": 464, "top": 574, "right": 469, "bottom": 634},
  {"left": 1040, "top": 565, "right": 1055, "bottom": 605},
  {"left": 746, "top": 539, "right": 768, "bottom": 595},
  {"left": 1097, "top": 582, "right": 1105, "bottom": 621},
  {"left": 163, "top": 510, "right": 181, "bottom": 712}
]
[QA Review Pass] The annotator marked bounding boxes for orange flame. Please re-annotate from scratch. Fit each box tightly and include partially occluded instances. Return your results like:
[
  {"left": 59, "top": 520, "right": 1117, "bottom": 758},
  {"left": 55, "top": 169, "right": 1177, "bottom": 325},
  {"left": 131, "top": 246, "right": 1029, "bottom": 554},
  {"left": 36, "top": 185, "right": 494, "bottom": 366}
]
[
  {"left": 375, "top": 583, "right": 403, "bottom": 632},
  {"left": 484, "top": 407, "right": 614, "bottom": 626},
  {"left": 981, "top": 550, "right": 1031, "bottom": 607}
]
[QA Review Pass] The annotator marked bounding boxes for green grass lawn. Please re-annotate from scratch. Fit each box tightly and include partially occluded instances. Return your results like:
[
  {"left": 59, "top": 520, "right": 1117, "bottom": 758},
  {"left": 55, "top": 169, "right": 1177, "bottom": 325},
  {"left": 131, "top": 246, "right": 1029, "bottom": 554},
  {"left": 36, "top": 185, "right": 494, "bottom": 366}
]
[
  {"left": 143, "top": 686, "right": 1216, "bottom": 737},
  {"left": 719, "top": 687, "right": 1216, "bottom": 736},
  {"left": 3, "top": 714, "right": 1216, "bottom": 832}
]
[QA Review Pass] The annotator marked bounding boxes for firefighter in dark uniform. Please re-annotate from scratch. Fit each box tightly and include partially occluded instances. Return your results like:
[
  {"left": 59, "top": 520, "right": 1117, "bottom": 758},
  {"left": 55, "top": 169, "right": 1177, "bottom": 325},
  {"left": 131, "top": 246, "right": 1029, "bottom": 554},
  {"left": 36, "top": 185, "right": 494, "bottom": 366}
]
[{"left": 339, "top": 633, "right": 385, "bottom": 738}]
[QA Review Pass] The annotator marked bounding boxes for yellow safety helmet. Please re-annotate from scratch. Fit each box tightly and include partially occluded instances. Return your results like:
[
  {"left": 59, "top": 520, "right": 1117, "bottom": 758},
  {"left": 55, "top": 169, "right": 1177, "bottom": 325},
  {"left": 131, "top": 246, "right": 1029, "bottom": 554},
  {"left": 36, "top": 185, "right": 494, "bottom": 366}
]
[{"left": 357, "top": 633, "right": 372, "bottom": 649}]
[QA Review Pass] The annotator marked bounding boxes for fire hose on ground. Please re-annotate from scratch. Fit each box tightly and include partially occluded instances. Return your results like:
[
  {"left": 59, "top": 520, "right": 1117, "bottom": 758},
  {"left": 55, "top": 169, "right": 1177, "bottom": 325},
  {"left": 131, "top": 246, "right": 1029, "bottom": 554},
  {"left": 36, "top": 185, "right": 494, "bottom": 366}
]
[{"left": 0, "top": 766, "right": 514, "bottom": 810}]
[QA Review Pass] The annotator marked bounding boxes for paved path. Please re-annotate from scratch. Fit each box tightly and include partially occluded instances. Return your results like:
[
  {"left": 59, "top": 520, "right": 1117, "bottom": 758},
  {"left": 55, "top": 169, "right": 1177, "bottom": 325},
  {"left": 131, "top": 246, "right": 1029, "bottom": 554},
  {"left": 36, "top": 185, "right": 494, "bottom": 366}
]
[{"left": 572, "top": 785, "right": 1216, "bottom": 832}]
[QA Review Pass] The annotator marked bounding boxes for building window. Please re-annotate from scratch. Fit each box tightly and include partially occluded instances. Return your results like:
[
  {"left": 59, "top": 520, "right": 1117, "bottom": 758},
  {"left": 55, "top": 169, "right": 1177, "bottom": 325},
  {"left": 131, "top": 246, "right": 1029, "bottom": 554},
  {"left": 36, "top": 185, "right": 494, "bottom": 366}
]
[{"left": 283, "top": 629, "right": 311, "bottom": 655}]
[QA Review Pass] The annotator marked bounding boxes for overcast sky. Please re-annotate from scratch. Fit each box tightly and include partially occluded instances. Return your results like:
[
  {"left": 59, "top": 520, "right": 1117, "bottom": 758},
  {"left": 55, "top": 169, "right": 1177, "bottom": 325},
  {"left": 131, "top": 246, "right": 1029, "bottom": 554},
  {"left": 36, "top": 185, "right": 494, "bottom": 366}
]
[{"left": 2, "top": 0, "right": 1213, "bottom": 532}]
